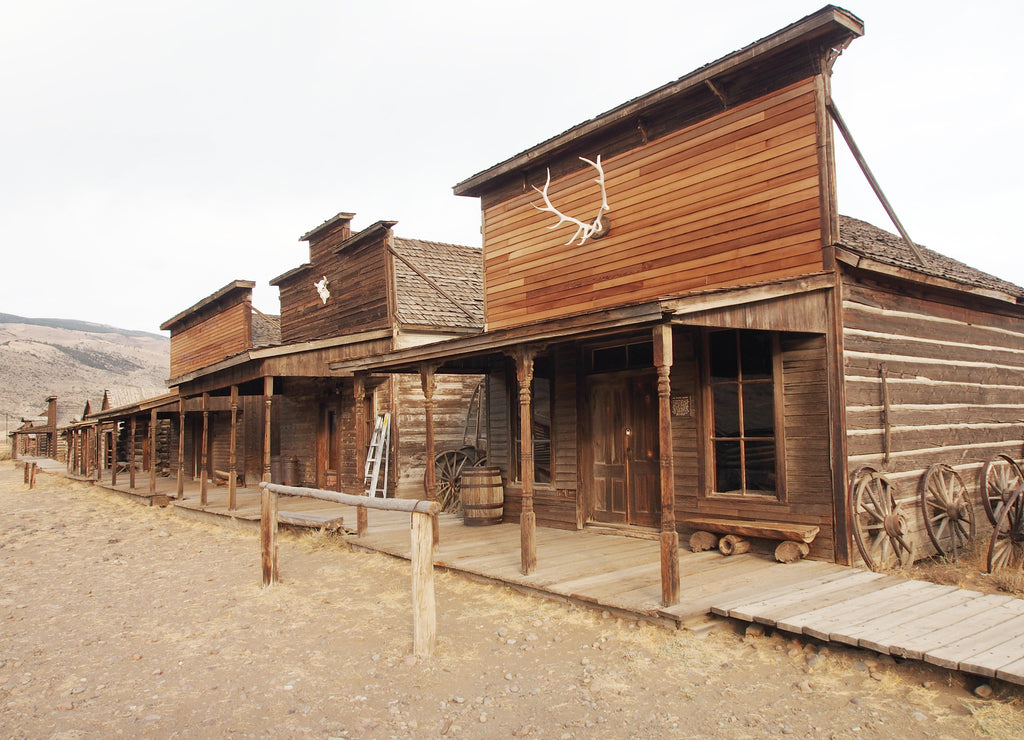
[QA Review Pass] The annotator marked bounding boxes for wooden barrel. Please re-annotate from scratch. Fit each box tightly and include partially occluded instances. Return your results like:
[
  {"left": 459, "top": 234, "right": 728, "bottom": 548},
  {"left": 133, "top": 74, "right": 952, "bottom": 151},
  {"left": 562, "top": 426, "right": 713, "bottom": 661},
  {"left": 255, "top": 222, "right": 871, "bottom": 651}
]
[{"left": 460, "top": 466, "right": 504, "bottom": 526}]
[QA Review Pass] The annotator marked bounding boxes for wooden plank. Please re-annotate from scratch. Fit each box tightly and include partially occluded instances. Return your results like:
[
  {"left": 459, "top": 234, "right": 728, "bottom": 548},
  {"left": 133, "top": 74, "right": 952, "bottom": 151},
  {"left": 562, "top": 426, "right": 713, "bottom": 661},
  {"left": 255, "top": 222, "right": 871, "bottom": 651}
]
[
  {"left": 890, "top": 595, "right": 1020, "bottom": 661},
  {"left": 995, "top": 656, "right": 1024, "bottom": 686},
  {"left": 711, "top": 563, "right": 864, "bottom": 621},
  {"left": 943, "top": 616, "right": 1024, "bottom": 677},
  {"left": 766, "top": 571, "right": 894, "bottom": 631},
  {"left": 922, "top": 612, "right": 1024, "bottom": 671}
]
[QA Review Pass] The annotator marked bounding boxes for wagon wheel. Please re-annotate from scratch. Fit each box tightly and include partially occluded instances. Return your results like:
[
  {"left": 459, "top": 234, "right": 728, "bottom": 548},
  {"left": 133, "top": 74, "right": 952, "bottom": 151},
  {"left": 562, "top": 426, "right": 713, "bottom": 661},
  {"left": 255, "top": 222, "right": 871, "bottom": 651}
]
[
  {"left": 920, "top": 464, "right": 975, "bottom": 561},
  {"left": 981, "top": 454, "right": 1024, "bottom": 526},
  {"left": 849, "top": 466, "right": 913, "bottom": 571},
  {"left": 987, "top": 483, "right": 1024, "bottom": 573},
  {"left": 433, "top": 450, "right": 471, "bottom": 514}
]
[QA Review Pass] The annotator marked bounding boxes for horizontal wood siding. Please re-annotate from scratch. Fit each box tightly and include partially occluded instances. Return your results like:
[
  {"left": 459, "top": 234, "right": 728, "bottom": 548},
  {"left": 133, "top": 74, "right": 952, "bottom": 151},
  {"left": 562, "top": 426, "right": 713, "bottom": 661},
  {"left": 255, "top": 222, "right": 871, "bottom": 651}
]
[
  {"left": 278, "top": 234, "right": 390, "bottom": 343},
  {"left": 842, "top": 279, "right": 1024, "bottom": 559},
  {"left": 674, "top": 329, "right": 835, "bottom": 560},
  {"left": 482, "top": 79, "right": 825, "bottom": 330},
  {"left": 170, "top": 302, "right": 251, "bottom": 378}
]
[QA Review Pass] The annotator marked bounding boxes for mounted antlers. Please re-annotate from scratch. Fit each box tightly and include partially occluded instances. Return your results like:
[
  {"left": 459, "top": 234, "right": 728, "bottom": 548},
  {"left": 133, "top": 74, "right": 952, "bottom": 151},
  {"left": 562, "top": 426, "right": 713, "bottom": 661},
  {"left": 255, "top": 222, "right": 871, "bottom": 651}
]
[{"left": 532, "top": 155, "right": 610, "bottom": 246}]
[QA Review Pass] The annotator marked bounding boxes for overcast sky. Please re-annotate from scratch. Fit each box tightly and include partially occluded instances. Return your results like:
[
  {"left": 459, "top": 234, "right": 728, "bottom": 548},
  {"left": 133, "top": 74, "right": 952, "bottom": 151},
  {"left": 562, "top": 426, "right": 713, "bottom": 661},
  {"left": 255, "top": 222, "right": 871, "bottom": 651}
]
[{"left": 3, "top": 1, "right": 1020, "bottom": 335}]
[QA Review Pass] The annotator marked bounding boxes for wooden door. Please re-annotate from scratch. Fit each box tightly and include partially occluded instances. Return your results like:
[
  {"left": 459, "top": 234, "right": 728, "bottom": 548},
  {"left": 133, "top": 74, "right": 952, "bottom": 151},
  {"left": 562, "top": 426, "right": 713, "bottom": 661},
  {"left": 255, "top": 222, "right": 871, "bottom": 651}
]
[{"left": 588, "top": 374, "right": 660, "bottom": 527}]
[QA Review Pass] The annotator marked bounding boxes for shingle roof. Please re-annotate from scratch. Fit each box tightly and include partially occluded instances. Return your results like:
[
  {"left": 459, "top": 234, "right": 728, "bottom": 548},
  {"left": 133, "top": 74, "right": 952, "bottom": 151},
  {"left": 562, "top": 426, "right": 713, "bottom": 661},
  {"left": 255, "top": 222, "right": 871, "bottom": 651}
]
[
  {"left": 838, "top": 216, "right": 1024, "bottom": 301},
  {"left": 251, "top": 309, "right": 281, "bottom": 348},
  {"left": 392, "top": 238, "right": 484, "bottom": 329}
]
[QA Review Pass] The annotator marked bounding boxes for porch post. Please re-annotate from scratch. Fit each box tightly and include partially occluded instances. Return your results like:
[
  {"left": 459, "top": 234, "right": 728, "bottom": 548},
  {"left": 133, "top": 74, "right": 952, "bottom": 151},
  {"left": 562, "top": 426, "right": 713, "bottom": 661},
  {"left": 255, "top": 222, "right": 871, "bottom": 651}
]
[
  {"left": 149, "top": 408, "right": 157, "bottom": 494},
  {"left": 111, "top": 422, "right": 119, "bottom": 486},
  {"left": 353, "top": 373, "right": 368, "bottom": 536},
  {"left": 228, "top": 384, "right": 238, "bottom": 511},
  {"left": 514, "top": 346, "right": 537, "bottom": 575},
  {"left": 420, "top": 363, "right": 440, "bottom": 545},
  {"left": 262, "top": 376, "right": 273, "bottom": 483},
  {"left": 200, "top": 392, "right": 209, "bottom": 506},
  {"left": 129, "top": 415, "right": 137, "bottom": 490},
  {"left": 176, "top": 398, "right": 185, "bottom": 499},
  {"left": 654, "top": 324, "right": 679, "bottom": 606}
]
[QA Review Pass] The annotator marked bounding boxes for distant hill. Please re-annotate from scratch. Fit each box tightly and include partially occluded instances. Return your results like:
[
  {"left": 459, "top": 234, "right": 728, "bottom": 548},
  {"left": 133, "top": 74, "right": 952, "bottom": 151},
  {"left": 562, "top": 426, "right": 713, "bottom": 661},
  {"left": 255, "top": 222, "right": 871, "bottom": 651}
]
[{"left": 0, "top": 314, "right": 169, "bottom": 432}]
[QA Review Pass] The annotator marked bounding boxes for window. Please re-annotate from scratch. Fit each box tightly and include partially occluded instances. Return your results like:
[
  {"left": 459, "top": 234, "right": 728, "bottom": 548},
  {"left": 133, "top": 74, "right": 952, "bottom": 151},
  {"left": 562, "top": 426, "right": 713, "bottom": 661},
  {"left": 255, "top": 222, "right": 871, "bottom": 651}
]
[
  {"left": 706, "top": 330, "right": 781, "bottom": 496},
  {"left": 511, "top": 355, "right": 553, "bottom": 486}
]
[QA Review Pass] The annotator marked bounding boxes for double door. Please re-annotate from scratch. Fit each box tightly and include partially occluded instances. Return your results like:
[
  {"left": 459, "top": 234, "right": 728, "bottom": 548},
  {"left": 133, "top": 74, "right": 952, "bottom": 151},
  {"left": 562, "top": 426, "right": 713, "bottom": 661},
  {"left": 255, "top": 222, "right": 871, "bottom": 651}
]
[{"left": 588, "top": 373, "right": 660, "bottom": 527}]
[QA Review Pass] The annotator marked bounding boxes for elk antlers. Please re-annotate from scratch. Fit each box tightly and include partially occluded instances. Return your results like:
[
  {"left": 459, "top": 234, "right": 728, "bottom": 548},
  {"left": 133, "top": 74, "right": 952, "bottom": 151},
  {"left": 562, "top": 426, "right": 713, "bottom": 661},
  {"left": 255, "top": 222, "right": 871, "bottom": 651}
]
[{"left": 532, "top": 155, "right": 610, "bottom": 245}]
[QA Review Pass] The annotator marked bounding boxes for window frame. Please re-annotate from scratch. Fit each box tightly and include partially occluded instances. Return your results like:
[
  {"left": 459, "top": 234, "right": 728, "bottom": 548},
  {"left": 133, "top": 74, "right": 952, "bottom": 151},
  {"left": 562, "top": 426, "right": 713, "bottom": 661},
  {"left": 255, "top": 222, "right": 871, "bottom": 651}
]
[{"left": 700, "top": 329, "right": 787, "bottom": 501}]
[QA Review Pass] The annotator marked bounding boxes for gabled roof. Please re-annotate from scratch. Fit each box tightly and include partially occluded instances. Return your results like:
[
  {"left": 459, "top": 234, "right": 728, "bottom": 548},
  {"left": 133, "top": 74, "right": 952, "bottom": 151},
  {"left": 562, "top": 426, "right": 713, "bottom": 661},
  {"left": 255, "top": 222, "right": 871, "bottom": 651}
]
[
  {"left": 837, "top": 216, "right": 1024, "bottom": 304},
  {"left": 160, "top": 280, "right": 255, "bottom": 332},
  {"left": 391, "top": 238, "right": 484, "bottom": 330},
  {"left": 251, "top": 308, "right": 281, "bottom": 348}
]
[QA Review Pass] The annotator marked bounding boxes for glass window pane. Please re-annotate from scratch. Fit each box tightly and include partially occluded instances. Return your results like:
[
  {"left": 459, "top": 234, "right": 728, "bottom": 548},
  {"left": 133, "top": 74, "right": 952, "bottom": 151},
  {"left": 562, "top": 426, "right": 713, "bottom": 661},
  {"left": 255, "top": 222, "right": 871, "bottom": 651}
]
[
  {"left": 740, "top": 331, "right": 772, "bottom": 380},
  {"left": 742, "top": 382, "right": 774, "bottom": 436},
  {"left": 708, "top": 331, "right": 738, "bottom": 382},
  {"left": 712, "top": 384, "right": 739, "bottom": 437},
  {"left": 714, "top": 440, "right": 742, "bottom": 492},
  {"left": 745, "top": 441, "right": 776, "bottom": 492}
]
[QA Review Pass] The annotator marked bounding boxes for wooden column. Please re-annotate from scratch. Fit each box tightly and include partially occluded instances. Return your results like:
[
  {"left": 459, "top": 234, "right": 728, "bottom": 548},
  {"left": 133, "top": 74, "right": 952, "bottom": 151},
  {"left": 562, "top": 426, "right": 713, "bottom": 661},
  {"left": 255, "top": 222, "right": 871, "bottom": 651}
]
[
  {"left": 420, "top": 363, "right": 440, "bottom": 545},
  {"left": 129, "top": 415, "right": 137, "bottom": 490},
  {"left": 176, "top": 398, "right": 185, "bottom": 499},
  {"left": 353, "top": 374, "right": 368, "bottom": 536},
  {"left": 149, "top": 408, "right": 157, "bottom": 494},
  {"left": 228, "top": 384, "right": 238, "bottom": 511},
  {"left": 514, "top": 346, "right": 537, "bottom": 575},
  {"left": 654, "top": 324, "right": 679, "bottom": 607},
  {"left": 411, "top": 511, "right": 436, "bottom": 657},
  {"left": 262, "top": 376, "right": 273, "bottom": 483},
  {"left": 111, "top": 422, "right": 118, "bottom": 486},
  {"left": 260, "top": 484, "right": 279, "bottom": 587},
  {"left": 200, "top": 392, "right": 209, "bottom": 506}
]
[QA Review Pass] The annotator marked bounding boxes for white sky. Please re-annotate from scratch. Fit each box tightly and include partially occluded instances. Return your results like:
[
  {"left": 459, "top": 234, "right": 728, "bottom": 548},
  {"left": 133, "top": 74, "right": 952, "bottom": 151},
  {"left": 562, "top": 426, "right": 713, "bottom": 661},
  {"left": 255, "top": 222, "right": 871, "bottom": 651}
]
[{"left": 2, "top": 1, "right": 1021, "bottom": 334}]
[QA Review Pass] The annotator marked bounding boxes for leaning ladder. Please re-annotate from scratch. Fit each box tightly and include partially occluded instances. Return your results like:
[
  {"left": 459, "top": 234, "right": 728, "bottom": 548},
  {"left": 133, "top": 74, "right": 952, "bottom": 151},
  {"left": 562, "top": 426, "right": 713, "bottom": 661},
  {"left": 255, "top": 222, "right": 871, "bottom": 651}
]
[{"left": 364, "top": 412, "right": 391, "bottom": 497}]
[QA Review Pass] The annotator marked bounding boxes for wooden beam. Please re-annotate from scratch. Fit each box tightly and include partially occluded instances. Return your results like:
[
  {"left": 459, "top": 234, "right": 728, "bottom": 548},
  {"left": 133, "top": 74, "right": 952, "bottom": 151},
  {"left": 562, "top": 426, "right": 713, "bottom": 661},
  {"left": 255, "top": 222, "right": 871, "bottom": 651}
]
[
  {"left": 129, "top": 415, "right": 137, "bottom": 490},
  {"left": 354, "top": 373, "right": 368, "bottom": 537},
  {"left": 411, "top": 512, "right": 436, "bottom": 657},
  {"left": 262, "top": 376, "right": 273, "bottom": 483},
  {"left": 654, "top": 324, "right": 679, "bottom": 607},
  {"left": 200, "top": 392, "right": 209, "bottom": 506},
  {"left": 176, "top": 398, "right": 185, "bottom": 499},
  {"left": 228, "top": 385, "right": 238, "bottom": 511},
  {"left": 513, "top": 346, "right": 537, "bottom": 575},
  {"left": 261, "top": 484, "right": 279, "bottom": 587},
  {"left": 149, "top": 408, "right": 157, "bottom": 495},
  {"left": 421, "top": 363, "right": 440, "bottom": 545},
  {"left": 111, "top": 422, "right": 118, "bottom": 486}
]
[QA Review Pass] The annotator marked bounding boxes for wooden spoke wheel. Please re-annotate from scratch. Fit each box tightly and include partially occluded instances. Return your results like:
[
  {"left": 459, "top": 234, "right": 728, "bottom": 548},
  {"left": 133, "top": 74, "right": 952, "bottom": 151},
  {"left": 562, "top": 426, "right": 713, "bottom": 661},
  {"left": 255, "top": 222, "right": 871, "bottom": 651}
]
[
  {"left": 920, "top": 464, "right": 975, "bottom": 561},
  {"left": 981, "top": 454, "right": 1024, "bottom": 526},
  {"left": 987, "top": 483, "right": 1024, "bottom": 573},
  {"left": 433, "top": 450, "right": 472, "bottom": 514},
  {"left": 849, "top": 466, "right": 913, "bottom": 571}
]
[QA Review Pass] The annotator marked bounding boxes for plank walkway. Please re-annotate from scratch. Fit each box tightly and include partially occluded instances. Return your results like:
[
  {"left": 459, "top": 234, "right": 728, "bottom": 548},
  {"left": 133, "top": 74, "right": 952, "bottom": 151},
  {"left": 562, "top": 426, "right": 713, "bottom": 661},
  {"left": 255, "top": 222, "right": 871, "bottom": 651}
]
[{"left": 19, "top": 459, "right": 1024, "bottom": 685}]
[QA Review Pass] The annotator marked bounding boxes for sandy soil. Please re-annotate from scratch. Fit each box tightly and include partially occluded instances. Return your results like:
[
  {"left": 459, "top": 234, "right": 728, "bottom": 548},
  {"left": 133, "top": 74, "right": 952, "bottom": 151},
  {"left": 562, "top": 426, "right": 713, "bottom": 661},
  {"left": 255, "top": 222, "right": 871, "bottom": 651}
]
[{"left": 1, "top": 462, "right": 1022, "bottom": 739}]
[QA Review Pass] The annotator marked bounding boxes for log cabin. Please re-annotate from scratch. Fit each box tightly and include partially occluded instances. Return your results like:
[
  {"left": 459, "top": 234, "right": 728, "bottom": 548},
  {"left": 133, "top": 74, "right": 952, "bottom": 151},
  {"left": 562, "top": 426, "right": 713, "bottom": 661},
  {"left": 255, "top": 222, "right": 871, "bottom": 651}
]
[
  {"left": 155, "top": 214, "right": 485, "bottom": 508},
  {"left": 328, "top": 6, "right": 1024, "bottom": 600}
]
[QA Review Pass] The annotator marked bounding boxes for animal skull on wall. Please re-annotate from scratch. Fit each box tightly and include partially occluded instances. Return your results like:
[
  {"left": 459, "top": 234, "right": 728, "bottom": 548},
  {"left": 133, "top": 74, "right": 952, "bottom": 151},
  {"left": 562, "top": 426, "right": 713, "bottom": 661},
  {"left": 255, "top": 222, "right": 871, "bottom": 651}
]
[
  {"left": 532, "top": 155, "right": 610, "bottom": 246},
  {"left": 314, "top": 275, "right": 330, "bottom": 305}
]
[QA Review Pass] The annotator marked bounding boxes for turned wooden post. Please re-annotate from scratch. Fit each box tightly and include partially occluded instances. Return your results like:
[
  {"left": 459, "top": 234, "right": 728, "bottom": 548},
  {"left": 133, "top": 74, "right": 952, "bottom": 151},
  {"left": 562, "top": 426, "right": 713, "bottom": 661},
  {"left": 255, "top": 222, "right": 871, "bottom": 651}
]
[
  {"left": 514, "top": 346, "right": 537, "bottom": 575},
  {"left": 262, "top": 376, "right": 273, "bottom": 483},
  {"left": 420, "top": 363, "right": 440, "bottom": 545},
  {"left": 654, "top": 324, "right": 679, "bottom": 606},
  {"left": 411, "top": 511, "right": 436, "bottom": 657},
  {"left": 111, "top": 422, "right": 119, "bottom": 486},
  {"left": 176, "top": 398, "right": 185, "bottom": 499},
  {"left": 149, "top": 408, "right": 157, "bottom": 495},
  {"left": 353, "top": 373, "right": 368, "bottom": 537},
  {"left": 260, "top": 484, "right": 279, "bottom": 587},
  {"left": 129, "top": 415, "right": 137, "bottom": 490},
  {"left": 200, "top": 392, "right": 209, "bottom": 506},
  {"left": 228, "top": 384, "right": 238, "bottom": 511}
]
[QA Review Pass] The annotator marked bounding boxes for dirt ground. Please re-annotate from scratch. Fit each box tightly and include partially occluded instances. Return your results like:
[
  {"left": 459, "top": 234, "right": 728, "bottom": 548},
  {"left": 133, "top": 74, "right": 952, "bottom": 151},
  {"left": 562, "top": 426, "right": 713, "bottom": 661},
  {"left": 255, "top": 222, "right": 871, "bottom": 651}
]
[{"left": 1, "top": 462, "right": 1023, "bottom": 739}]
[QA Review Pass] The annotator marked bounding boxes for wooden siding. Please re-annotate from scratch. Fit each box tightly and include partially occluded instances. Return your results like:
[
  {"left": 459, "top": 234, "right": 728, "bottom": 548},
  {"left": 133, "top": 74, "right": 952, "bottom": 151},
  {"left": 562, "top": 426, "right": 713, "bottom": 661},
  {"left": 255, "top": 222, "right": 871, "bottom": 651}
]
[
  {"left": 842, "top": 279, "right": 1024, "bottom": 560},
  {"left": 169, "top": 302, "right": 251, "bottom": 379},
  {"left": 277, "top": 234, "right": 391, "bottom": 344},
  {"left": 673, "top": 328, "right": 835, "bottom": 560},
  {"left": 481, "top": 79, "right": 826, "bottom": 330}
]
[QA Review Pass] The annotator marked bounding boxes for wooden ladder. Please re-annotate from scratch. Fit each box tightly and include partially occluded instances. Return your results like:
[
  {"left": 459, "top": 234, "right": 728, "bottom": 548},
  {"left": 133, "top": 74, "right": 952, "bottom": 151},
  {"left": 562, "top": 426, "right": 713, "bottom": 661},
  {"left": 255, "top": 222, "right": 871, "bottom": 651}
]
[{"left": 364, "top": 412, "right": 391, "bottom": 497}]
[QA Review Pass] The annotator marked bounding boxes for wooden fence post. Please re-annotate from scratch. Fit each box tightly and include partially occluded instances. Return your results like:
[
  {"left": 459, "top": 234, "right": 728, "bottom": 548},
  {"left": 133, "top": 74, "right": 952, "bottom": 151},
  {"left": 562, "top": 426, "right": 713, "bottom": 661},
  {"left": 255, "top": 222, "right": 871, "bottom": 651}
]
[
  {"left": 29, "top": 462, "right": 37, "bottom": 489},
  {"left": 261, "top": 484, "right": 279, "bottom": 587},
  {"left": 411, "top": 511, "right": 436, "bottom": 657}
]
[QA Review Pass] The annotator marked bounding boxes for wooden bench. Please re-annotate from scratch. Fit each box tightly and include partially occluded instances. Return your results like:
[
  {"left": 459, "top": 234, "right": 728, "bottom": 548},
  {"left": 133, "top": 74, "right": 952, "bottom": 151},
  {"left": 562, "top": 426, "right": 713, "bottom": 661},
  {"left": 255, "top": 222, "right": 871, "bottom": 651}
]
[{"left": 680, "top": 516, "right": 820, "bottom": 563}]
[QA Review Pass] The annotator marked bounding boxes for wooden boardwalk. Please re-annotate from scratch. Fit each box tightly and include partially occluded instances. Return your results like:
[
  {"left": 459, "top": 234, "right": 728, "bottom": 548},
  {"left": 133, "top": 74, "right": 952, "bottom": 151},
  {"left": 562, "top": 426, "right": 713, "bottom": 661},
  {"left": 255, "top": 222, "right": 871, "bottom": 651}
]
[{"left": 25, "top": 461, "right": 1024, "bottom": 686}]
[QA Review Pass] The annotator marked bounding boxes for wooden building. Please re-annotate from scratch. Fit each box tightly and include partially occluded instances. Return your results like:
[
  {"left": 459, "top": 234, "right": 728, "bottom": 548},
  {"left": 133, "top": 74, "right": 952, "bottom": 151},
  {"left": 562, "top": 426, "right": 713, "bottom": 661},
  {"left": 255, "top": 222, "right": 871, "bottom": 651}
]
[
  {"left": 159, "top": 214, "right": 484, "bottom": 506},
  {"left": 10, "top": 396, "right": 71, "bottom": 461},
  {"left": 329, "top": 6, "right": 1024, "bottom": 602}
]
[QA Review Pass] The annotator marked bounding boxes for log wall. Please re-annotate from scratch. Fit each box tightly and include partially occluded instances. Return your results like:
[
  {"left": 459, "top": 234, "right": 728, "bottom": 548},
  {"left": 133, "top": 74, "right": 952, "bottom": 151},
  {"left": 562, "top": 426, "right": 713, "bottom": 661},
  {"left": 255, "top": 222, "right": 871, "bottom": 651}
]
[
  {"left": 842, "top": 278, "right": 1024, "bottom": 561},
  {"left": 481, "top": 78, "right": 826, "bottom": 330}
]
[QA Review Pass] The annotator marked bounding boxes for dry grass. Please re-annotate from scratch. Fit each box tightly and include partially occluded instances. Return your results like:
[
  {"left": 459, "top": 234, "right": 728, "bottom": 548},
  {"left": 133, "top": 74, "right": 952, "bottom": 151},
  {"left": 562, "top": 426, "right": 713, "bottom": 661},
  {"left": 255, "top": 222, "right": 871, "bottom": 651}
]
[{"left": 967, "top": 698, "right": 1024, "bottom": 738}]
